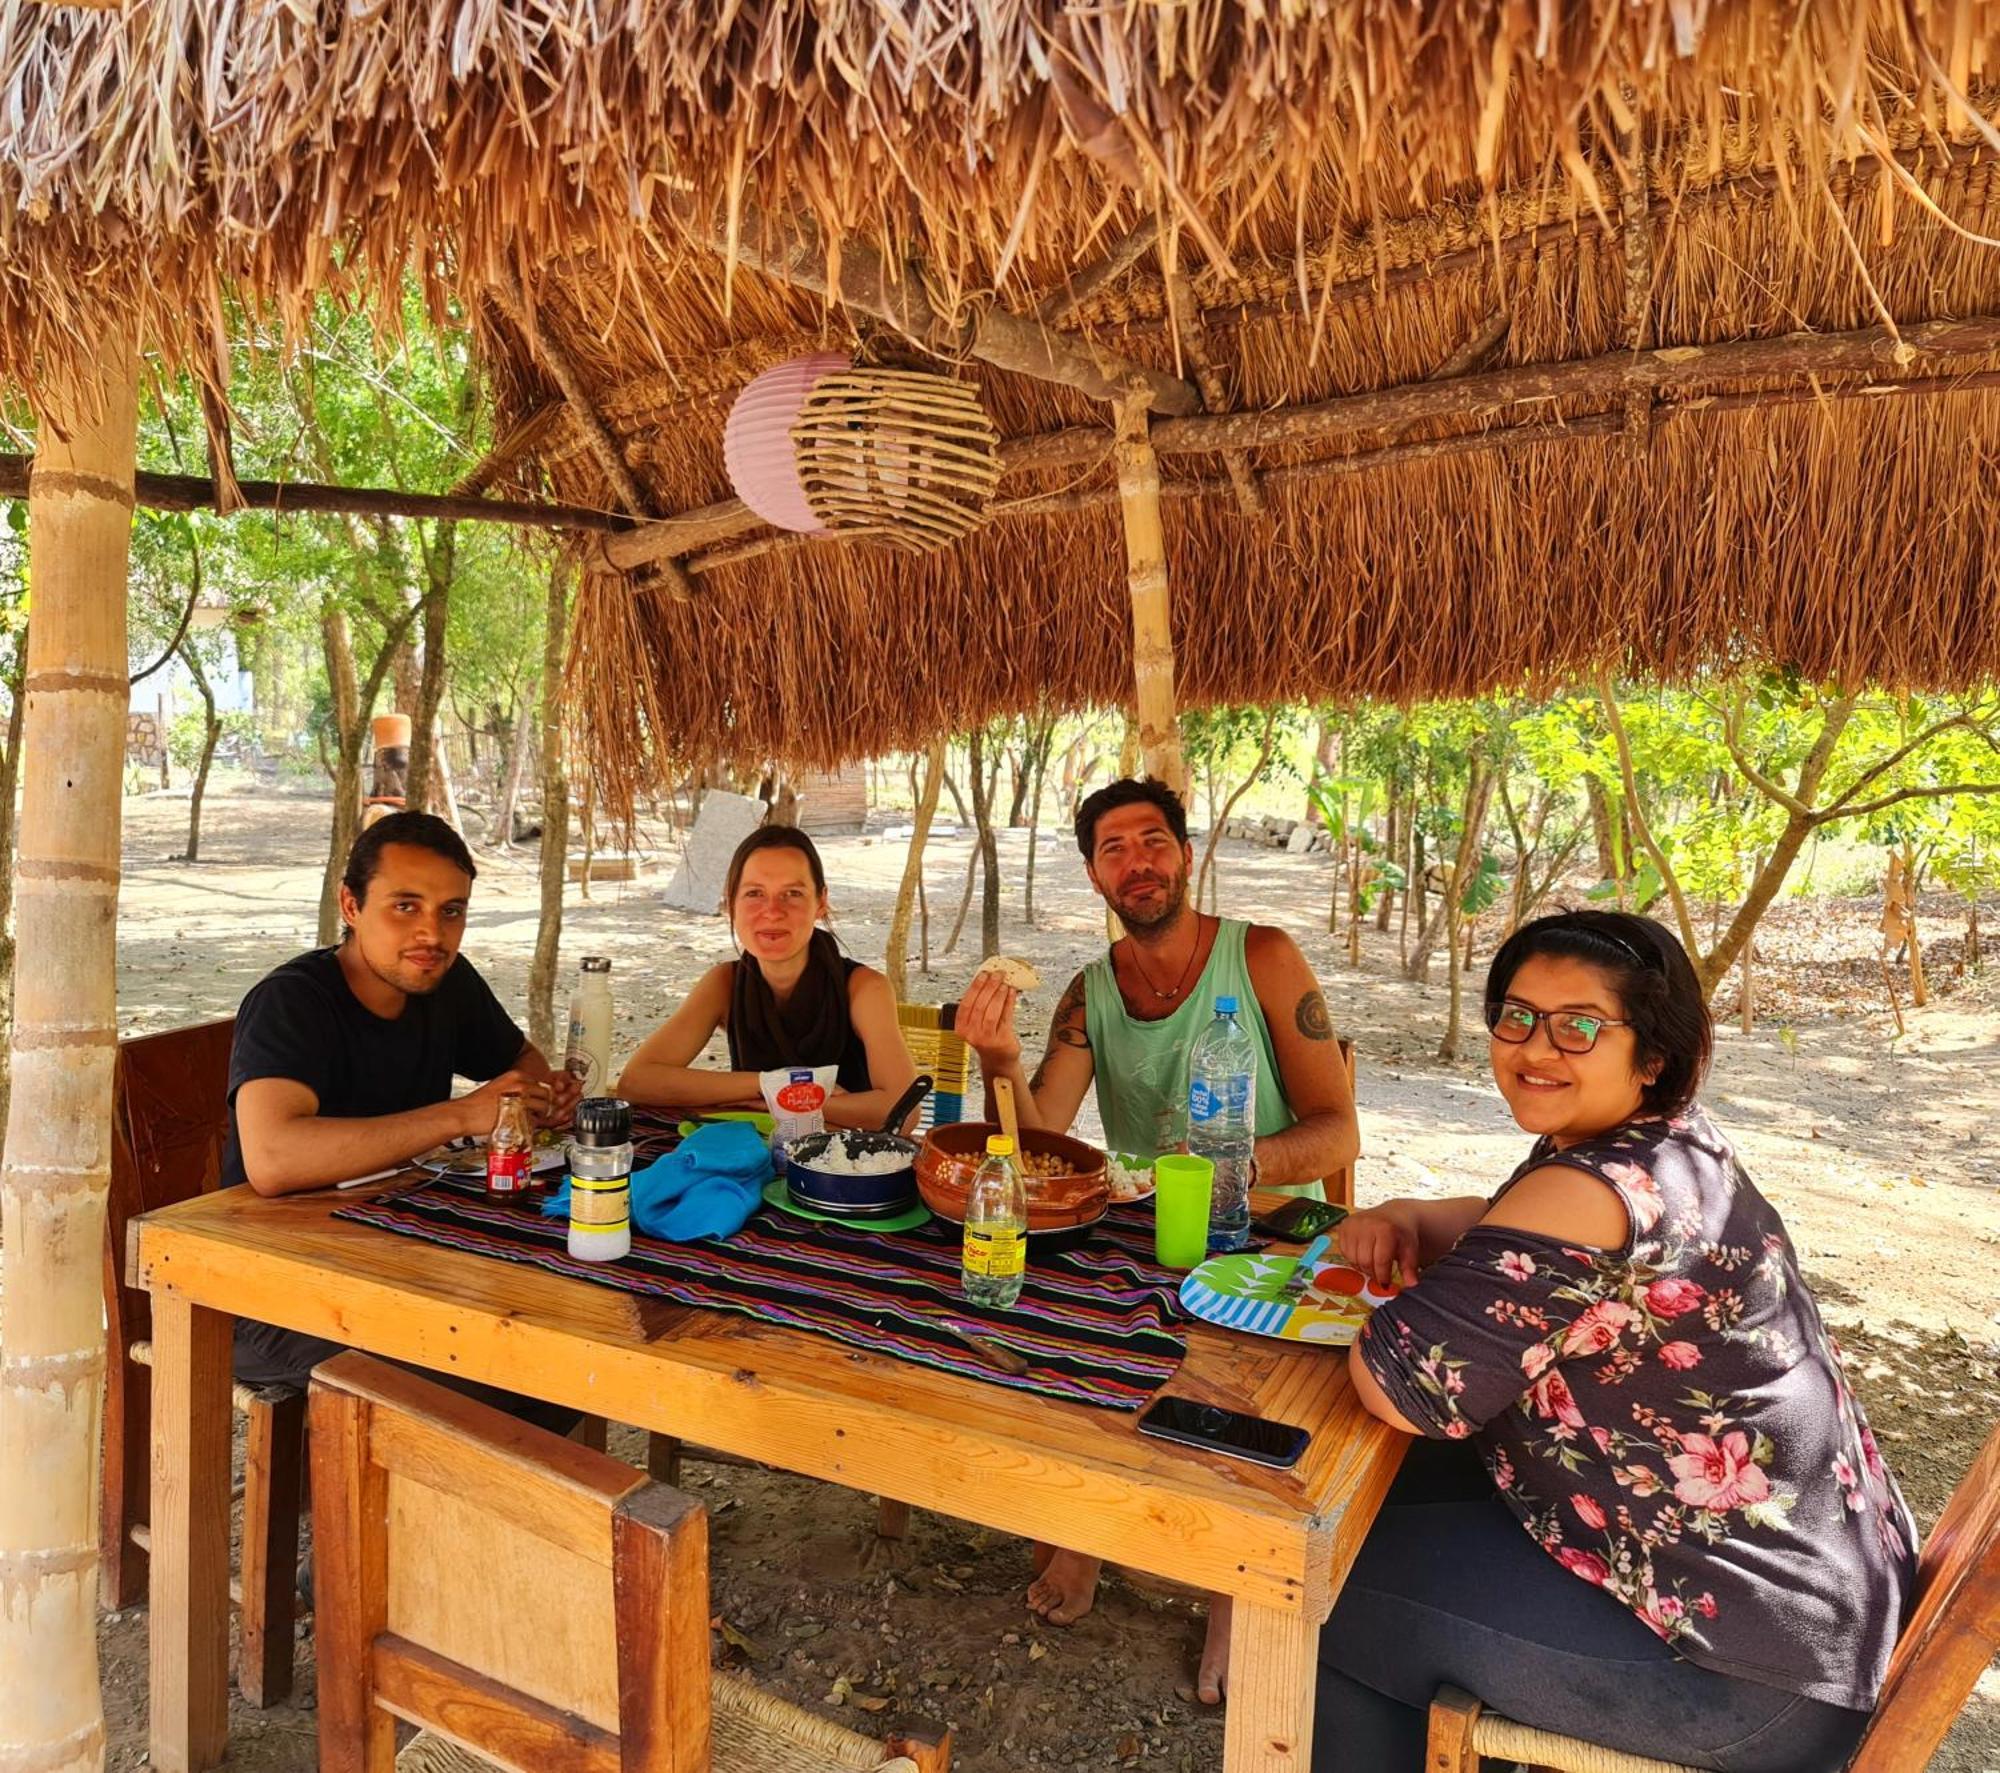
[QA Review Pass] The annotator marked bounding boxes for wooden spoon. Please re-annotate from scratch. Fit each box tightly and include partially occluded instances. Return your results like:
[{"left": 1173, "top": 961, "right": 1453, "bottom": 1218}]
[{"left": 994, "top": 1075, "right": 1023, "bottom": 1155}]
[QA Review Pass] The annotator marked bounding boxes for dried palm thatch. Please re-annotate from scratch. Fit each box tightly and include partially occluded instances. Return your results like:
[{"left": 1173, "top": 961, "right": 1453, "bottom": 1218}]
[
  {"left": 7, "top": 1, "right": 2000, "bottom": 799},
  {"left": 477, "top": 101, "right": 2000, "bottom": 805}
]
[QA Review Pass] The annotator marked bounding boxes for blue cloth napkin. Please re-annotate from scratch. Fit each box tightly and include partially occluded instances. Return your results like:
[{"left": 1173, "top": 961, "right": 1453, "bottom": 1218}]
[{"left": 540, "top": 1120, "right": 773, "bottom": 1242}]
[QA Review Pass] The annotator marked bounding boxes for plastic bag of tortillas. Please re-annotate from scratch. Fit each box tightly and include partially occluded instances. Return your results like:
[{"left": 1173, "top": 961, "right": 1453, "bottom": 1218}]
[{"left": 761, "top": 1065, "right": 838, "bottom": 1167}]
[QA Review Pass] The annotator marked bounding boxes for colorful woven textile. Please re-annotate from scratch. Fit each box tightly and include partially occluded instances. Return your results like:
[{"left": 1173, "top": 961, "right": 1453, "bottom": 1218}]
[{"left": 334, "top": 1172, "right": 1189, "bottom": 1411}]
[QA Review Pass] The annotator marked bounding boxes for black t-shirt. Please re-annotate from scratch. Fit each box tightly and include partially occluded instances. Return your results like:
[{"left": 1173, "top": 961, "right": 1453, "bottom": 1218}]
[{"left": 220, "top": 946, "right": 525, "bottom": 1188}]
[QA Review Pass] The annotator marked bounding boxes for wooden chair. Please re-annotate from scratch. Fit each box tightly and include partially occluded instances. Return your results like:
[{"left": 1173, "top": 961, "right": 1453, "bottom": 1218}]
[
  {"left": 308, "top": 1352, "right": 952, "bottom": 1773},
  {"left": 894, "top": 1002, "right": 969, "bottom": 1131},
  {"left": 102, "top": 1017, "right": 307, "bottom": 1707},
  {"left": 1427, "top": 1418, "right": 2000, "bottom": 1773},
  {"left": 1326, "top": 1037, "right": 1356, "bottom": 1209}
]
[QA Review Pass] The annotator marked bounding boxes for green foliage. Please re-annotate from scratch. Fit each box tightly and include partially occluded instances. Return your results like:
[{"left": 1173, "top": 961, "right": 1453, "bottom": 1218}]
[
  {"left": 168, "top": 707, "right": 255, "bottom": 771},
  {"left": 1459, "top": 850, "right": 1504, "bottom": 915}
]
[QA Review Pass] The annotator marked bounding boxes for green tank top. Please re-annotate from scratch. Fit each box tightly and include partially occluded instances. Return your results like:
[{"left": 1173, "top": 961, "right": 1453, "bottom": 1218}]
[{"left": 1083, "top": 919, "right": 1321, "bottom": 1199}]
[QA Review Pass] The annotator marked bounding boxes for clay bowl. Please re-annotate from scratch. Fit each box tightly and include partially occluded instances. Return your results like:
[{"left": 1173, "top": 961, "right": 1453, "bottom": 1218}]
[{"left": 915, "top": 1122, "right": 1110, "bottom": 1231}]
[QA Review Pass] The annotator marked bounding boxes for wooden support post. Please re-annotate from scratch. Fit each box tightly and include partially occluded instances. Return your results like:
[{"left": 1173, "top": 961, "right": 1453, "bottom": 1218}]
[
  {"left": 237, "top": 1390, "right": 305, "bottom": 1707},
  {"left": 149, "top": 1293, "right": 235, "bottom": 1773},
  {"left": 0, "top": 324, "right": 138, "bottom": 1773},
  {"left": 1113, "top": 400, "right": 1186, "bottom": 795},
  {"left": 1225, "top": 1603, "right": 1316, "bottom": 1772}
]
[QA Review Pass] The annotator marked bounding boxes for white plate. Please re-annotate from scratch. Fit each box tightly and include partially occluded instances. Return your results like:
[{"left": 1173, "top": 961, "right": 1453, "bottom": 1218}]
[
  {"left": 1104, "top": 1153, "right": 1157, "bottom": 1204},
  {"left": 420, "top": 1141, "right": 568, "bottom": 1178}
]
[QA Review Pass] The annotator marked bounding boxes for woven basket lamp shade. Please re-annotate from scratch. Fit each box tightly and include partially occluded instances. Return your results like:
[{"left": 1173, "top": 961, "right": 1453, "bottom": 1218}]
[{"left": 724, "top": 356, "right": 1001, "bottom": 553}]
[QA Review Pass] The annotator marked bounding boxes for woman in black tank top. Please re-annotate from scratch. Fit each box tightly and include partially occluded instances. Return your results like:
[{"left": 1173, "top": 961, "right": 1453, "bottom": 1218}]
[{"left": 618, "top": 826, "right": 917, "bottom": 1129}]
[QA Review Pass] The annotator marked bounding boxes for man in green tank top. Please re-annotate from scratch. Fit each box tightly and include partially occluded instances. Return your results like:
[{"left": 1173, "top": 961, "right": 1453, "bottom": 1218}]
[{"left": 957, "top": 777, "right": 1360, "bottom": 1705}]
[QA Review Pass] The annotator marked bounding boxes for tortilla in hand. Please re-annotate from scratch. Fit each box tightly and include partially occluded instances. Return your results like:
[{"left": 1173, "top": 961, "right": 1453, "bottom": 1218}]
[{"left": 973, "top": 954, "right": 1042, "bottom": 993}]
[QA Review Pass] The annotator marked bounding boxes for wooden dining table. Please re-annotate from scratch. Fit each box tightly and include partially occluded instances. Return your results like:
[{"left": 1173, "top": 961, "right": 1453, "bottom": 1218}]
[{"left": 133, "top": 1178, "right": 1408, "bottom": 1773}]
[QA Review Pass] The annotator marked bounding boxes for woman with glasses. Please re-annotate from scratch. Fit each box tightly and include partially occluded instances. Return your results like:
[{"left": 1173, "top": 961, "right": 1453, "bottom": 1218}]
[{"left": 1317, "top": 910, "right": 1914, "bottom": 1770}]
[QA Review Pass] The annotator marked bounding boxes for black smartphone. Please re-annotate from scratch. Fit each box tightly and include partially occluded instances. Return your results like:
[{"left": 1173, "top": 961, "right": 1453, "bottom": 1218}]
[
  {"left": 1251, "top": 1197, "right": 1348, "bottom": 1242},
  {"left": 1136, "top": 1396, "right": 1311, "bottom": 1468}
]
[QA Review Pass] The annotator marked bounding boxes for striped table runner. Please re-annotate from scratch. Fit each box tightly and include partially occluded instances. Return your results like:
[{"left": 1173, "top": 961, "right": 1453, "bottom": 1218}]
[{"left": 335, "top": 1173, "right": 1189, "bottom": 1411}]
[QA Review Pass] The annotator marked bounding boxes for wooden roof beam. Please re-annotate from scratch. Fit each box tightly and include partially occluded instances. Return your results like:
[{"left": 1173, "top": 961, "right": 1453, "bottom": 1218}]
[
  {"left": 0, "top": 455, "right": 629, "bottom": 533},
  {"left": 686, "top": 356, "right": 2000, "bottom": 574},
  {"left": 689, "top": 201, "right": 1201, "bottom": 419},
  {"left": 493, "top": 268, "right": 697, "bottom": 600}
]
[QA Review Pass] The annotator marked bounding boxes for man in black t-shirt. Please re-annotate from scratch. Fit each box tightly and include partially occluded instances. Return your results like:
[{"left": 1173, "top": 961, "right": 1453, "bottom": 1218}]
[{"left": 224, "top": 812, "right": 579, "bottom": 1427}]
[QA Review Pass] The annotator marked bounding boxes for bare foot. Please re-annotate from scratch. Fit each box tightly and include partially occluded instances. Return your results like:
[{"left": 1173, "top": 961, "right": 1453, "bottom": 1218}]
[
  {"left": 1197, "top": 1594, "right": 1232, "bottom": 1705},
  {"left": 1027, "top": 1548, "right": 1104, "bottom": 1625}
]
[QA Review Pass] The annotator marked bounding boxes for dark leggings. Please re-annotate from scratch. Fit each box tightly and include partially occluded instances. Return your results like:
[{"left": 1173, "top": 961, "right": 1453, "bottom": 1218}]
[
  {"left": 234, "top": 1318, "right": 582, "bottom": 1438},
  {"left": 1315, "top": 1443, "right": 1871, "bottom": 1772}
]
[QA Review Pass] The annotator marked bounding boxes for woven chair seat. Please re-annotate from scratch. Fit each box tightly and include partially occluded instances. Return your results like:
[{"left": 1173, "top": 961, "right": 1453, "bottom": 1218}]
[
  {"left": 395, "top": 1670, "right": 921, "bottom": 1773},
  {"left": 1472, "top": 1714, "right": 1699, "bottom": 1773}
]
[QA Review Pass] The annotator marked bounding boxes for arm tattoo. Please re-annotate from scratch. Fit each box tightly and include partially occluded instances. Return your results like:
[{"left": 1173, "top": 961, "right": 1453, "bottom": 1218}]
[
  {"left": 1050, "top": 972, "right": 1091, "bottom": 1051},
  {"left": 1294, "top": 989, "right": 1333, "bottom": 1041}
]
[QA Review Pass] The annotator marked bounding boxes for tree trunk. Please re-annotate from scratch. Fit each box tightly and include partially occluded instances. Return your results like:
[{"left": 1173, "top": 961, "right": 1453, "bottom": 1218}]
[
  {"left": 1435, "top": 760, "right": 1496, "bottom": 1057},
  {"left": 1416, "top": 760, "right": 1496, "bottom": 987},
  {"left": 1023, "top": 716, "right": 1055, "bottom": 926},
  {"left": 1695, "top": 810, "right": 1814, "bottom": 997},
  {"left": 1346, "top": 824, "right": 1364, "bottom": 967},
  {"left": 1398, "top": 794, "right": 1415, "bottom": 966},
  {"left": 318, "top": 605, "right": 364, "bottom": 944},
  {"left": 497, "top": 695, "right": 535, "bottom": 847},
  {"left": 179, "top": 639, "right": 222, "bottom": 862},
  {"left": 886, "top": 743, "right": 945, "bottom": 1000},
  {"left": 403, "top": 523, "right": 455, "bottom": 815},
  {"left": 1903, "top": 842, "right": 1929, "bottom": 1007},
  {"left": 1304, "top": 715, "right": 1340, "bottom": 824},
  {"left": 1739, "top": 939, "right": 1755, "bottom": 1034},
  {"left": 1196, "top": 710, "right": 1280, "bottom": 913},
  {"left": 944, "top": 849, "right": 978, "bottom": 956},
  {"left": 1585, "top": 772, "right": 1620, "bottom": 884},
  {"left": 970, "top": 728, "right": 1002, "bottom": 961},
  {"left": 0, "top": 629, "right": 29, "bottom": 1133},
  {"left": 527, "top": 565, "right": 571, "bottom": 1054},
  {"left": 0, "top": 325, "right": 137, "bottom": 1769},
  {"left": 1377, "top": 795, "right": 1399, "bottom": 932},
  {"left": 1005, "top": 725, "right": 1031, "bottom": 827},
  {"left": 429, "top": 716, "right": 462, "bottom": 831},
  {"left": 917, "top": 860, "right": 931, "bottom": 975}
]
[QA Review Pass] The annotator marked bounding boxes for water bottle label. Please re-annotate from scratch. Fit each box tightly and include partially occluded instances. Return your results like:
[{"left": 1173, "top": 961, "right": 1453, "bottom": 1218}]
[
  {"left": 962, "top": 1226, "right": 1025, "bottom": 1278},
  {"left": 1189, "top": 1076, "right": 1250, "bottom": 1122}
]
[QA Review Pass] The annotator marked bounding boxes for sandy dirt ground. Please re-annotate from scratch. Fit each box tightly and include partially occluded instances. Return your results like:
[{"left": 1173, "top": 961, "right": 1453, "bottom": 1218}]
[{"left": 97, "top": 778, "right": 2000, "bottom": 1771}]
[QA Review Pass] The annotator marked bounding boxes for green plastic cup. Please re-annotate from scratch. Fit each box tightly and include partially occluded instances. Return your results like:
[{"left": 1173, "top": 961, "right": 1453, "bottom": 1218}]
[{"left": 1153, "top": 1154, "right": 1215, "bottom": 1269}]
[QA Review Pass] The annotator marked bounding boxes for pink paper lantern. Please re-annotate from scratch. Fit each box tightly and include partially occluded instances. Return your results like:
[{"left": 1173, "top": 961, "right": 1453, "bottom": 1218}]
[{"left": 723, "top": 352, "right": 851, "bottom": 532}]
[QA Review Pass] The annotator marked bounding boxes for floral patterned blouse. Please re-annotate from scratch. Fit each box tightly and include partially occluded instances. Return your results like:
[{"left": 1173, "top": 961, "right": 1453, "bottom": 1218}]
[{"left": 1358, "top": 1105, "right": 1916, "bottom": 1709}]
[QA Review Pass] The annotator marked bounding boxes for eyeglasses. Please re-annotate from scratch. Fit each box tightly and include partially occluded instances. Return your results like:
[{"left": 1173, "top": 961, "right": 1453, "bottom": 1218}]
[{"left": 1485, "top": 1000, "right": 1630, "bottom": 1054}]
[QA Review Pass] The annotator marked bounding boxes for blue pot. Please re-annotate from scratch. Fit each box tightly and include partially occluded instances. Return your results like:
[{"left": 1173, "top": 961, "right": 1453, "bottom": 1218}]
[{"left": 784, "top": 1130, "right": 920, "bottom": 1218}]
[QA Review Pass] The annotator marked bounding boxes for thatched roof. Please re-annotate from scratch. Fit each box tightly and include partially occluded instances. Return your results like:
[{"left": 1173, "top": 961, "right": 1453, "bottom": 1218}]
[{"left": 7, "top": 2, "right": 2000, "bottom": 791}]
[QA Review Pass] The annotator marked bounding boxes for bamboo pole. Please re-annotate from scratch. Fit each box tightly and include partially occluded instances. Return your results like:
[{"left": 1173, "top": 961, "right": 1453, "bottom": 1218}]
[
  {"left": 1114, "top": 400, "right": 1186, "bottom": 796},
  {"left": 0, "top": 322, "right": 138, "bottom": 1773},
  {"left": 885, "top": 743, "right": 945, "bottom": 1000},
  {"left": 527, "top": 563, "right": 571, "bottom": 1054}
]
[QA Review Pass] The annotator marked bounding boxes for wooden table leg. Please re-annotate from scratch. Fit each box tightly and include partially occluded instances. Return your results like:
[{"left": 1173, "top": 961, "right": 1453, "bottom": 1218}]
[
  {"left": 1224, "top": 1601, "right": 1317, "bottom": 1773},
  {"left": 148, "top": 1291, "right": 233, "bottom": 1773}
]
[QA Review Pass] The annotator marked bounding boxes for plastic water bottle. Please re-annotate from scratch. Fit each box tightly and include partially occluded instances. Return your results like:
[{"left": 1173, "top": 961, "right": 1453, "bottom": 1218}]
[
  {"left": 961, "top": 1135, "right": 1028, "bottom": 1308},
  {"left": 1188, "top": 995, "right": 1256, "bottom": 1252},
  {"left": 564, "top": 956, "right": 614, "bottom": 1094}
]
